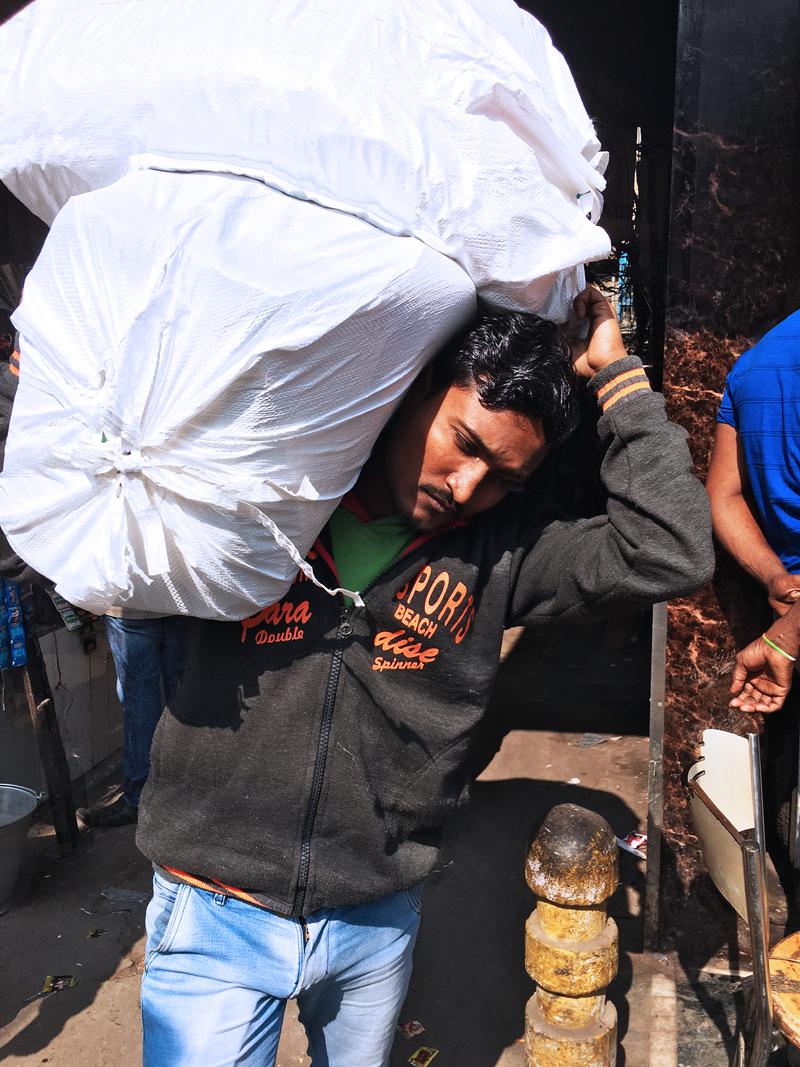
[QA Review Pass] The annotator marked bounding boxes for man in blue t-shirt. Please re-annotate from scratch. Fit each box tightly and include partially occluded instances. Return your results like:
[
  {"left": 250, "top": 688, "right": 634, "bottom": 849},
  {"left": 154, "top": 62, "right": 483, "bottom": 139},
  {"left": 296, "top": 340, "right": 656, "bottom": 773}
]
[
  {"left": 708, "top": 310, "right": 800, "bottom": 613},
  {"left": 709, "top": 309, "right": 800, "bottom": 888}
]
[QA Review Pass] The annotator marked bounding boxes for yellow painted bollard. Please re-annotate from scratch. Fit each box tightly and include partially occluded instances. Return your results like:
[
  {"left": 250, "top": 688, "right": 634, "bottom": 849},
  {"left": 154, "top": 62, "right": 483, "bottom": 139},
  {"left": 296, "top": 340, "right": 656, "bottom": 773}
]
[{"left": 524, "top": 803, "right": 619, "bottom": 1066}]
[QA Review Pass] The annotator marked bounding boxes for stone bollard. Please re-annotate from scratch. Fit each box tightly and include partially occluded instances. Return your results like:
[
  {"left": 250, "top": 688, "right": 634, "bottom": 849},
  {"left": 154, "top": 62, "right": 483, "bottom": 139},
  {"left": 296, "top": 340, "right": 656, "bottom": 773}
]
[{"left": 524, "top": 803, "right": 619, "bottom": 1066}]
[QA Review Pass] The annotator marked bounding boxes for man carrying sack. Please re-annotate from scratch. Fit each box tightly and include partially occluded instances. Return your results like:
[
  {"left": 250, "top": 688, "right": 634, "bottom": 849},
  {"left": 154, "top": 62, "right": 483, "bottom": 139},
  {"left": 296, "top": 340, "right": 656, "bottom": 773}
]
[{"left": 132, "top": 289, "right": 713, "bottom": 1065}]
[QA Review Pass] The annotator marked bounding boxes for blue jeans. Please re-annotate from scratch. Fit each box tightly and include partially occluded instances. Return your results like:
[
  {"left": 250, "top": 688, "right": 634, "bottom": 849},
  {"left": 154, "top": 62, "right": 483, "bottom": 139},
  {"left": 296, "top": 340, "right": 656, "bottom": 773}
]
[
  {"left": 104, "top": 615, "right": 187, "bottom": 807},
  {"left": 141, "top": 871, "right": 421, "bottom": 1066}
]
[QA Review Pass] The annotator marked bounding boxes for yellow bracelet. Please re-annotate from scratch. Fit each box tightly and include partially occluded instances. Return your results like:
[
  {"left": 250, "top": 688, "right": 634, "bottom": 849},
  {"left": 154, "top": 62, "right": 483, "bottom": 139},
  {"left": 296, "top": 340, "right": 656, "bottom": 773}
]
[{"left": 762, "top": 633, "right": 798, "bottom": 662}]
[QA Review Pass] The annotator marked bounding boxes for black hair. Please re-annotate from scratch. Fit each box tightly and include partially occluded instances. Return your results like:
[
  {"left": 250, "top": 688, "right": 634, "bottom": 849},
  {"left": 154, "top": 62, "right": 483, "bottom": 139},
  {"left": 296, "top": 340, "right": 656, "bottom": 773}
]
[{"left": 430, "top": 304, "right": 580, "bottom": 445}]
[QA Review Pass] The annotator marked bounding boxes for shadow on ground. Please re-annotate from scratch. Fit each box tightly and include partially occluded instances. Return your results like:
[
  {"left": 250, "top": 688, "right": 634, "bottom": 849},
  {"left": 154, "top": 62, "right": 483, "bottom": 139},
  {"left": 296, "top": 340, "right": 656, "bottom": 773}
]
[
  {"left": 389, "top": 777, "right": 644, "bottom": 1067},
  {"left": 0, "top": 786, "right": 150, "bottom": 1062},
  {"left": 388, "top": 614, "right": 651, "bottom": 1066},
  {"left": 0, "top": 615, "right": 653, "bottom": 1065}
]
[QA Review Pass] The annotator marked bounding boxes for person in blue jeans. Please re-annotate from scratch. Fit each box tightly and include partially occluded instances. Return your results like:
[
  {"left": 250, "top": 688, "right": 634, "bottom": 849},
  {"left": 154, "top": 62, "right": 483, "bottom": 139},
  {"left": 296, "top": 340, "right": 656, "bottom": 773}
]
[
  {"left": 132, "top": 290, "right": 713, "bottom": 1066},
  {"left": 143, "top": 870, "right": 422, "bottom": 1066},
  {"left": 77, "top": 612, "right": 188, "bottom": 828}
]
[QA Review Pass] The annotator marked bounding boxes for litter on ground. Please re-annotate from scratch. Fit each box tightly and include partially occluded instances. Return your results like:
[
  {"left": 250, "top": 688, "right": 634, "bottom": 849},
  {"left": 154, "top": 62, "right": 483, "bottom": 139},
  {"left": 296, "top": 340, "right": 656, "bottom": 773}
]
[{"left": 397, "top": 1020, "right": 426, "bottom": 1039}]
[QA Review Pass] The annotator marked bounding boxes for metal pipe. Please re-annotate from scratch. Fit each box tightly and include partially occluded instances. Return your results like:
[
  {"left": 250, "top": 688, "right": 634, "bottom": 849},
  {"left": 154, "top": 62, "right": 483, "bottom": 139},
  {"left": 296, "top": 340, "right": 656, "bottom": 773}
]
[
  {"left": 748, "top": 733, "right": 768, "bottom": 886},
  {"left": 742, "top": 838, "right": 773, "bottom": 1067}
]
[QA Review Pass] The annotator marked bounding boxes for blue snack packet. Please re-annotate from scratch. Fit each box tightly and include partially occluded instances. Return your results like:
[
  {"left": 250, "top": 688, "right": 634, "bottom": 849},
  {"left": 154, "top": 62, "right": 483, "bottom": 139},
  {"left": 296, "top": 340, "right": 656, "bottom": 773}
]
[
  {"left": 0, "top": 580, "right": 27, "bottom": 669},
  {"left": 9, "top": 621, "right": 26, "bottom": 668},
  {"left": 4, "top": 579, "right": 21, "bottom": 613}
]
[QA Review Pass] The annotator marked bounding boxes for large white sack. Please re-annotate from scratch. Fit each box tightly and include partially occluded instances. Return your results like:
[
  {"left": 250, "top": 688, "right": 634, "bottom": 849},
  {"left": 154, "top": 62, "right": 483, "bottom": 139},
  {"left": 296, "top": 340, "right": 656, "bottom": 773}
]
[
  {"left": 0, "top": 170, "right": 475, "bottom": 619},
  {"left": 0, "top": 0, "right": 610, "bottom": 322}
]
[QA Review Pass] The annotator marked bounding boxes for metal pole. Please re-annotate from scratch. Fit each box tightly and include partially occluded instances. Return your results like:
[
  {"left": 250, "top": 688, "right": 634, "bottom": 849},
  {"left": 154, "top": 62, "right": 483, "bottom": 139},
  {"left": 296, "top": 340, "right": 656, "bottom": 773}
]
[
  {"left": 742, "top": 839, "right": 773, "bottom": 1067},
  {"left": 748, "top": 734, "right": 768, "bottom": 882},
  {"left": 22, "top": 635, "right": 79, "bottom": 853},
  {"left": 645, "top": 601, "right": 667, "bottom": 951}
]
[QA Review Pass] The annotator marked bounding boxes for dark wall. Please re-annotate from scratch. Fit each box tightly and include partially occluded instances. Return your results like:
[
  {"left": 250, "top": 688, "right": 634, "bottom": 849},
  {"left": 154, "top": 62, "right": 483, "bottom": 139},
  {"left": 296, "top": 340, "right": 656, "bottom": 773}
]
[
  {"left": 658, "top": 0, "right": 800, "bottom": 959},
  {"left": 524, "top": 1, "right": 679, "bottom": 369}
]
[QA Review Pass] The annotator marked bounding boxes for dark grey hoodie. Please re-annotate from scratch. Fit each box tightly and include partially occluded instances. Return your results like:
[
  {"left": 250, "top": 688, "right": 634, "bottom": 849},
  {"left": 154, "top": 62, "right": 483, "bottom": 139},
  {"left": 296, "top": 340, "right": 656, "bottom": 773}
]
[{"left": 136, "top": 357, "right": 714, "bottom": 917}]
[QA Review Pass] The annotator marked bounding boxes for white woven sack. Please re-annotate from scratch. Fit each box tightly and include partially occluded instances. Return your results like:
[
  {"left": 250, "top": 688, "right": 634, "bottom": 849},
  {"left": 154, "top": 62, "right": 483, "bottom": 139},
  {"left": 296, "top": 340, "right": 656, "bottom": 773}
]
[
  {"left": 0, "top": 170, "right": 475, "bottom": 619},
  {"left": 0, "top": 0, "right": 609, "bottom": 322}
]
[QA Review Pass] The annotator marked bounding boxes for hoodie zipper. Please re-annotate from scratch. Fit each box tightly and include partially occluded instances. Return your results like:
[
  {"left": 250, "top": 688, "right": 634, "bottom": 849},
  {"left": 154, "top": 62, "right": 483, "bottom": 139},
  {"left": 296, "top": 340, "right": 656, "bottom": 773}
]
[
  {"left": 292, "top": 526, "right": 449, "bottom": 915},
  {"left": 294, "top": 604, "right": 353, "bottom": 916}
]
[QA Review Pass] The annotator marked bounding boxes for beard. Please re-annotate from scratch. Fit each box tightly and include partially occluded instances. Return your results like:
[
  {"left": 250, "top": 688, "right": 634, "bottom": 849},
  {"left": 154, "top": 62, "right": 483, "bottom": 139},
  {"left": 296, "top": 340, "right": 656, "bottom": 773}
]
[{"left": 407, "top": 484, "right": 461, "bottom": 531}]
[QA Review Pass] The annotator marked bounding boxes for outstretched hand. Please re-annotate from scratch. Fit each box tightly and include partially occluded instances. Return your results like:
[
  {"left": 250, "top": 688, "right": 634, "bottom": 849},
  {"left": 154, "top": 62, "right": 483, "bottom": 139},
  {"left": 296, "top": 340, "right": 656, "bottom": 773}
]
[
  {"left": 570, "top": 286, "right": 628, "bottom": 380},
  {"left": 729, "top": 638, "right": 795, "bottom": 713},
  {"left": 729, "top": 605, "right": 800, "bottom": 713}
]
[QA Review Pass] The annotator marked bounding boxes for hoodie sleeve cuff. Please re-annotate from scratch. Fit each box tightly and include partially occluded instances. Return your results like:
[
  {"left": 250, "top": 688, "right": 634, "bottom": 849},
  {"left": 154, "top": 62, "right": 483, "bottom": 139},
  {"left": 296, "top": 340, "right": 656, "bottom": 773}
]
[{"left": 587, "top": 355, "right": 651, "bottom": 413}]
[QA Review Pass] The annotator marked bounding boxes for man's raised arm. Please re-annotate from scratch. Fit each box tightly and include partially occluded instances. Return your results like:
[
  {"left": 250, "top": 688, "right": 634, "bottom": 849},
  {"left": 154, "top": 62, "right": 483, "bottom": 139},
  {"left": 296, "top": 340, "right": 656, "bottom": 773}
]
[{"left": 507, "top": 288, "right": 715, "bottom": 626}]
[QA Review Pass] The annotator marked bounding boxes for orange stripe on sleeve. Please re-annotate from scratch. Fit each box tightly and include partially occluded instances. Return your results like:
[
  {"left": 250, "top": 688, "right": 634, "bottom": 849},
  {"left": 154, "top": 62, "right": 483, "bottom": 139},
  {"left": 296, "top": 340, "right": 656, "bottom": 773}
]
[
  {"left": 595, "top": 368, "right": 648, "bottom": 402},
  {"left": 601, "top": 381, "right": 652, "bottom": 412}
]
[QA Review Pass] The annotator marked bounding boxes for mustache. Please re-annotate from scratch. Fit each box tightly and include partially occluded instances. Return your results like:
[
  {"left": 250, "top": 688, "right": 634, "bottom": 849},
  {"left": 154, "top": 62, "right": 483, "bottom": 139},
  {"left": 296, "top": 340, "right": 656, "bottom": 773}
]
[{"left": 421, "top": 485, "right": 460, "bottom": 515}]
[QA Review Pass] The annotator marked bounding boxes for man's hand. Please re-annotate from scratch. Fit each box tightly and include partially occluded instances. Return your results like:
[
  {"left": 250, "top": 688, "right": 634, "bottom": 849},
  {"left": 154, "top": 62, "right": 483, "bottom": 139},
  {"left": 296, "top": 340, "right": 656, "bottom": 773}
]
[
  {"left": 767, "top": 570, "right": 800, "bottom": 617},
  {"left": 570, "top": 286, "right": 628, "bottom": 380},
  {"left": 729, "top": 603, "right": 800, "bottom": 713},
  {"left": 729, "top": 639, "right": 795, "bottom": 713}
]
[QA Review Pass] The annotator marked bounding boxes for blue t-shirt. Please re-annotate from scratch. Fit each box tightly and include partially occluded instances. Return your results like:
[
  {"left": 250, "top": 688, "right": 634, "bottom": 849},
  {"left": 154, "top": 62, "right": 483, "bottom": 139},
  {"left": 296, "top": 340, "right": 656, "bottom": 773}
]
[{"left": 718, "top": 310, "right": 800, "bottom": 572}]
